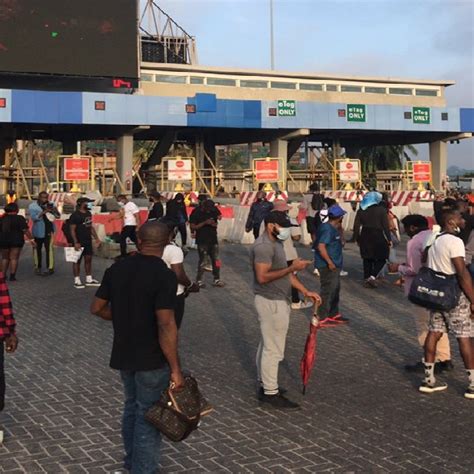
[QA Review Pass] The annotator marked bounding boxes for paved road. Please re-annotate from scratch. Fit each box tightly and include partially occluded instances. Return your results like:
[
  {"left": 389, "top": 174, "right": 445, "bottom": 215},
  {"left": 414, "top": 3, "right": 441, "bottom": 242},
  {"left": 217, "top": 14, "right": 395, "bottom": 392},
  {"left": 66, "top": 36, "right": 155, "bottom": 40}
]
[{"left": 0, "top": 240, "right": 473, "bottom": 473}]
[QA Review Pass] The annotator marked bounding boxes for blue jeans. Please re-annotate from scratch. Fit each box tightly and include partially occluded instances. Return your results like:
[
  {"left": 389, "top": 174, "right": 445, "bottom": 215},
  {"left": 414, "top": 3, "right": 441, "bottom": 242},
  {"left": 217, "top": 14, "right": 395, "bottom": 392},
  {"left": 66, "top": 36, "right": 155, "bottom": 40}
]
[{"left": 120, "top": 367, "right": 170, "bottom": 473}]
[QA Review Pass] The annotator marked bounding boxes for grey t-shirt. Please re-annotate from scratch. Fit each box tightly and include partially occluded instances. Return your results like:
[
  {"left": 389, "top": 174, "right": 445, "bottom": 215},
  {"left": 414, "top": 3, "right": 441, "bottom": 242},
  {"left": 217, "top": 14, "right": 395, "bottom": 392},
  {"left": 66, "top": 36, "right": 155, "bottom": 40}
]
[{"left": 250, "top": 232, "right": 291, "bottom": 301}]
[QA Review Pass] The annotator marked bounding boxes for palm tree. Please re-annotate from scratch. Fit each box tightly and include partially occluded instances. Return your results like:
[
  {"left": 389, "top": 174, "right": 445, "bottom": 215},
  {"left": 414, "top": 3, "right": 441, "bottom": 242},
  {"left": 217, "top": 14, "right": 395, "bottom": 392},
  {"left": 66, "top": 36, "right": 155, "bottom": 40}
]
[
  {"left": 222, "top": 149, "right": 249, "bottom": 170},
  {"left": 357, "top": 145, "right": 418, "bottom": 173}
]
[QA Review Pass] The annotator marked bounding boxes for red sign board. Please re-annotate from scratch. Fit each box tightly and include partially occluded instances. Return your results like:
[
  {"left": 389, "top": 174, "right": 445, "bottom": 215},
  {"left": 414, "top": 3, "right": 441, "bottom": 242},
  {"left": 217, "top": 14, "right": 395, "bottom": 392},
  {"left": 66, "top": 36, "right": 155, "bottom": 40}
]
[
  {"left": 64, "top": 157, "right": 90, "bottom": 181},
  {"left": 255, "top": 159, "right": 280, "bottom": 182},
  {"left": 413, "top": 162, "right": 431, "bottom": 182}
]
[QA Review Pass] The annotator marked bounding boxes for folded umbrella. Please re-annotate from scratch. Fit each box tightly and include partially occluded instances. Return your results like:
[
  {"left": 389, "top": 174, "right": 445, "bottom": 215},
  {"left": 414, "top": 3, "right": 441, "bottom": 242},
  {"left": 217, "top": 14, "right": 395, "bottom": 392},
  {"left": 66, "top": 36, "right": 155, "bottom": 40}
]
[{"left": 300, "top": 307, "right": 346, "bottom": 395}]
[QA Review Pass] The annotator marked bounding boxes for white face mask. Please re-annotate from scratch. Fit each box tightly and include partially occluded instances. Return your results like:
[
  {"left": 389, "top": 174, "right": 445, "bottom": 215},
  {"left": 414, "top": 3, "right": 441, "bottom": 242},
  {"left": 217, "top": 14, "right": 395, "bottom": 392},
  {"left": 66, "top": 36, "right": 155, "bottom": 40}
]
[
  {"left": 118, "top": 202, "right": 125, "bottom": 208},
  {"left": 452, "top": 225, "right": 461, "bottom": 234},
  {"left": 276, "top": 227, "right": 291, "bottom": 241}
]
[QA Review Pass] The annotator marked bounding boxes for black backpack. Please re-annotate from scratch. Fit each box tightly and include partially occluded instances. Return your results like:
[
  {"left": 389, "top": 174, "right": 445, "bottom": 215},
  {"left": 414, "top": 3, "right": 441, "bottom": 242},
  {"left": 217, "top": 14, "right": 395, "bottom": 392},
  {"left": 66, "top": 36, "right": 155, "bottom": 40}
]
[{"left": 311, "top": 193, "right": 324, "bottom": 211}]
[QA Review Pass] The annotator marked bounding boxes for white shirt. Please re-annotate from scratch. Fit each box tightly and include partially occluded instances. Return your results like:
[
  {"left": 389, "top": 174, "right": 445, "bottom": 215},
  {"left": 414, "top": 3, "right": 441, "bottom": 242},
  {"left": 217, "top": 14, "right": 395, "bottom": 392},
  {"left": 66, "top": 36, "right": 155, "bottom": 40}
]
[
  {"left": 283, "top": 221, "right": 302, "bottom": 261},
  {"left": 427, "top": 233, "right": 465, "bottom": 275},
  {"left": 123, "top": 201, "right": 139, "bottom": 226},
  {"left": 162, "top": 244, "right": 185, "bottom": 295}
]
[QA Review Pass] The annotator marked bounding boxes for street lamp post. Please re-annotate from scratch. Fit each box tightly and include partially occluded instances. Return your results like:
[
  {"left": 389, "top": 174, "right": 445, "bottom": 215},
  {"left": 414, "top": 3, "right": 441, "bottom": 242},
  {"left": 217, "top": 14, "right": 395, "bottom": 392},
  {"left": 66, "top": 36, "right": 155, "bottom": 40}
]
[{"left": 270, "top": 0, "right": 275, "bottom": 70}]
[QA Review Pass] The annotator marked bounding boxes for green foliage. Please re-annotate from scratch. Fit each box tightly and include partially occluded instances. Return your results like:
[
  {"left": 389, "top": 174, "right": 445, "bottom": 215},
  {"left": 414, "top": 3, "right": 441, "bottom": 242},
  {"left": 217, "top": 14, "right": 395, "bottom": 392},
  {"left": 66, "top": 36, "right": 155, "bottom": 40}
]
[
  {"left": 357, "top": 145, "right": 418, "bottom": 173},
  {"left": 221, "top": 149, "right": 249, "bottom": 170}
]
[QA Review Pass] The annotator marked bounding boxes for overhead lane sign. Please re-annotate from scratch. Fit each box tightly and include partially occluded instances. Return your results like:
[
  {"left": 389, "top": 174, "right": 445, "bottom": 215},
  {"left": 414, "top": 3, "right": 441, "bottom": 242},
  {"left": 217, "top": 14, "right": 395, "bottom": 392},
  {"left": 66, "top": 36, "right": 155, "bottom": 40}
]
[
  {"left": 413, "top": 107, "right": 430, "bottom": 124},
  {"left": 277, "top": 100, "right": 296, "bottom": 117},
  {"left": 347, "top": 104, "right": 366, "bottom": 122}
]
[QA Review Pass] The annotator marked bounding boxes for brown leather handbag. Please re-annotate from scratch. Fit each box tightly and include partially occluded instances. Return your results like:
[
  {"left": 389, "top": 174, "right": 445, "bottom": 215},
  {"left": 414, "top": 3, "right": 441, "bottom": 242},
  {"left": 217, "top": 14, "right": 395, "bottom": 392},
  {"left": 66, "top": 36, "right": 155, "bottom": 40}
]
[{"left": 145, "top": 375, "right": 209, "bottom": 442}]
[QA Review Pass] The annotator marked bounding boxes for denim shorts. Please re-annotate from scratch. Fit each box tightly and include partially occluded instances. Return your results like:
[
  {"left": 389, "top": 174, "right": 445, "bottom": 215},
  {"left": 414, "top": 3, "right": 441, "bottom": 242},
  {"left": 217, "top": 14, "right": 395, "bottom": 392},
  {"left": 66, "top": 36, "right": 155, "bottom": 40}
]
[{"left": 429, "top": 293, "right": 473, "bottom": 338}]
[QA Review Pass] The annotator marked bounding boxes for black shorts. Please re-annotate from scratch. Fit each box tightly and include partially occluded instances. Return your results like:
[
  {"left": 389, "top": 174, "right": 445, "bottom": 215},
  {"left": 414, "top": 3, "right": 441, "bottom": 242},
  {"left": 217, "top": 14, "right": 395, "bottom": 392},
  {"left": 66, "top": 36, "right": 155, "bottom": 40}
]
[
  {"left": 80, "top": 241, "right": 94, "bottom": 257},
  {"left": 0, "top": 241, "right": 24, "bottom": 250},
  {"left": 306, "top": 216, "right": 315, "bottom": 234}
]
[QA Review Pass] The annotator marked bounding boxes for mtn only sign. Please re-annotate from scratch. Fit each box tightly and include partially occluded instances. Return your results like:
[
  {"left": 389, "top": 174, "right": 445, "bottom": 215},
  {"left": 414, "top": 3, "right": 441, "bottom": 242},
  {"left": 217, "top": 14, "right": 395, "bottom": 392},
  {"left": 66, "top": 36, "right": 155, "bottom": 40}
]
[
  {"left": 277, "top": 100, "right": 296, "bottom": 117},
  {"left": 413, "top": 107, "right": 430, "bottom": 124},
  {"left": 347, "top": 104, "right": 366, "bottom": 122},
  {"left": 168, "top": 159, "right": 192, "bottom": 181}
]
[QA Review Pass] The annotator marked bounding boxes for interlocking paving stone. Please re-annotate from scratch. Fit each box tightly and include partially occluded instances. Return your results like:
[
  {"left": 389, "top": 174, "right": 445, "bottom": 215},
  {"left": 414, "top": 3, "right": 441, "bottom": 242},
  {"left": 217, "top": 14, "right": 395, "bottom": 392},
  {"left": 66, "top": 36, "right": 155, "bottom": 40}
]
[{"left": 0, "top": 241, "right": 473, "bottom": 472}]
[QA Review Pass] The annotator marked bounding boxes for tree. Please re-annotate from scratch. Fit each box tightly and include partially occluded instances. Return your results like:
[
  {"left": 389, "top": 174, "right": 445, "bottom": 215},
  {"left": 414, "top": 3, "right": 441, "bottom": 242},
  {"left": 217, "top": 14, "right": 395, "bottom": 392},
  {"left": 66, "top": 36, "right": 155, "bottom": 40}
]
[
  {"left": 357, "top": 145, "right": 418, "bottom": 173},
  {"left": 221, "top": 149, "right": 249, "bottom": 170}
]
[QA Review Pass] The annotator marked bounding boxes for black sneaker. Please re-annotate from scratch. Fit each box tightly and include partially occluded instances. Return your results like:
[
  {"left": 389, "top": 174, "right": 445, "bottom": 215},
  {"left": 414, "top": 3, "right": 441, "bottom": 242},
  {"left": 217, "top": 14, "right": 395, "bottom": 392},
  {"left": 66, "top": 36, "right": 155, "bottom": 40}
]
[
  {"left": 257, "top": 386, "right": 287, "bottom": 399},
  {"left": 435, "top": 360, "right": 454, "bottom": 374},
  {"left": 464, "top": 387, "right": 474, "bottom": 400},
  {"left": 9, "top": 274, "right": 16, "bottom": 282},
  {"left": 259, "top": 393, "right": 300, "bottom": 410},
  {"left": 419, "top": 380, "right": 448, "bottom": 394}
]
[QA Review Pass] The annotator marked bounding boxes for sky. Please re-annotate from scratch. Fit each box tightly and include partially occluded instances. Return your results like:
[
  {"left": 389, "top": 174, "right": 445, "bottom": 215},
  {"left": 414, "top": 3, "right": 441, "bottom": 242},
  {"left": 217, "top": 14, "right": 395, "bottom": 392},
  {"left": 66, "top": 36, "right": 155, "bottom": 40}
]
[{"left": 146, "top": 0, "right": 474, "bottom": 169}]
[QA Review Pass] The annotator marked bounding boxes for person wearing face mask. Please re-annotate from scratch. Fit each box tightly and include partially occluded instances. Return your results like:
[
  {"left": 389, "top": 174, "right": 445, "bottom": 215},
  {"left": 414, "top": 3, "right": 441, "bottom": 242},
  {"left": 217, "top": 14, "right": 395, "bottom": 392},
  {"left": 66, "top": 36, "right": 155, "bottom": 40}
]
[
  {"left": 419, "top": 209, "right": 474, "bottom": 399},
  {"left": 313, "top": 205, "right": 349, "bottom": 323},
  {"left": 147, "top": 191, "right": 164, "bottom": 221},
  {"left": 69, "top": 197, "right": 101, "bottom": 289},
  {"left": 165, "top": 193, "right": 188, "bottom": 248},
  {"left": 245, "top": 191, "right": 274, "bottom": 240},
  {"left": 271, "top": 200, "right": 312, "bottom": 310},
  {"left": 251, "top": 211, "right": 321, "bottom": 409}
]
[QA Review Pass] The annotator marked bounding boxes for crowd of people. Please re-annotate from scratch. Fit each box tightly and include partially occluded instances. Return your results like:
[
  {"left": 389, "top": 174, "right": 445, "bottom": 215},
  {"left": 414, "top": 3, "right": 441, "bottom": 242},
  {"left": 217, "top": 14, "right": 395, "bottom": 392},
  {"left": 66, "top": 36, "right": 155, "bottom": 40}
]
[{"left": 0, "top": 186, "right": 473, "bottom": 471}]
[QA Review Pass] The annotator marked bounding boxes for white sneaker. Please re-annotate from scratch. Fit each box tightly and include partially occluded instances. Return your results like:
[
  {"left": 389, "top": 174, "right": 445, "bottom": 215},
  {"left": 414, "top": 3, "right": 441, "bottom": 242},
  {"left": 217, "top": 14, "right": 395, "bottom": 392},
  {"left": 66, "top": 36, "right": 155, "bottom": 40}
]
[
  {"left": 340, "top": 270, "right": 349, "bottom": 277},
  {"left": 74, "top": 281, "right": 85, "bottom": 289},
  {"left": 86, "top": 279, "right": 101, "bottom": 287},
  {"left": 313, "top": 268, "right": 320, "bottom": 277},
  {"left": 291, "top": 300, "right": 313, "bottom": 310}
]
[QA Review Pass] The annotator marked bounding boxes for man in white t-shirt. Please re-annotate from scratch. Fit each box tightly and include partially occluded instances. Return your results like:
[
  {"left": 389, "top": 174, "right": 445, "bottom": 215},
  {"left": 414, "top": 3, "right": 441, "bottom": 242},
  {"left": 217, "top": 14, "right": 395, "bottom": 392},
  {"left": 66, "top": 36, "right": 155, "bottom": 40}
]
[
  {"left": 272, "top": 200, "right": 312, "bottom": 310},
  {"left": 421, "top": 209, "right": 474, "bottom": 399},
  {"left": 115, "top": 195, "right": 141, "bottom": 257},
  {"left": 160, "top": 219, "right": 199, "bottom": 328}
]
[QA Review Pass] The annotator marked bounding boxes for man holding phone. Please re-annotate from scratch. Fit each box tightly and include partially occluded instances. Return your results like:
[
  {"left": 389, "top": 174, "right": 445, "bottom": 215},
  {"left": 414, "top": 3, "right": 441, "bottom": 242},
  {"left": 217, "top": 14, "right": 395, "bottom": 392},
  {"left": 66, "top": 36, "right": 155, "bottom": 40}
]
[{"left": 251, "top": 211, "right": 321, "bottom": 409}]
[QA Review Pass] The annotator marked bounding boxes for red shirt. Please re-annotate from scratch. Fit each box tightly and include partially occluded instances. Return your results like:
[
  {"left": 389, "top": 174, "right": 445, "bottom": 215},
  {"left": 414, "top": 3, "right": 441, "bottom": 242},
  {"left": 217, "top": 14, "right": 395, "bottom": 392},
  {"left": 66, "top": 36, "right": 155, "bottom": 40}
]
[{"left": 0, "top": 272, "right": 15, "bottom": 339}]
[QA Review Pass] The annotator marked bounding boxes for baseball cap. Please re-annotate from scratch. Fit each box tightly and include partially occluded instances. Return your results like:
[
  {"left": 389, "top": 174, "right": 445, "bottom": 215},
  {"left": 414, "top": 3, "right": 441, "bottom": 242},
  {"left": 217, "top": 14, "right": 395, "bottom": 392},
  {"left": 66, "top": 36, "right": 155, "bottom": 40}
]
[
  {"left": 265, "top": 210, "right": 297, "bottom": 228},
  {"left": 328, "top": 204, "right": 347, "bottom": 218},
  {"left": 76, "top": 197, "right": 94, "bottom": 206},
  {"left": 272, "top": 200, "right": 290, "bottom": 212}
]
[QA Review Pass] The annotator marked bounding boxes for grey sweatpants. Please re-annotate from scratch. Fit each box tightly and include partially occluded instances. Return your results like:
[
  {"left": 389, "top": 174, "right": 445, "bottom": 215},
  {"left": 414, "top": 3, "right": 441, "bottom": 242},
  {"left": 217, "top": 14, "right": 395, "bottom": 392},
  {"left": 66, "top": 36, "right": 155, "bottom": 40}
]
[{"left": 254, "top": 295, "right": 291, "bottom": 395}]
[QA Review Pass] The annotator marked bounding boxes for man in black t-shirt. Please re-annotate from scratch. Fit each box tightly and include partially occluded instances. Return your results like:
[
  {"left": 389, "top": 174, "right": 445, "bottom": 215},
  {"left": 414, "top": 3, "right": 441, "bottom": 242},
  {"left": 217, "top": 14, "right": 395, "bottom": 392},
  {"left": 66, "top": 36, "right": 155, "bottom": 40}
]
[
  {"left": 91, "top": 222, "right": 183, "bottom": 473},
  {"left": 69, "top": 197, "right": 101, "bottom": 289},
  {"left": 147, "top": 191, "right": 164, "bottom": 221},
  {"left": 189, "top": 199, "right": 225, "bottom": 288}
]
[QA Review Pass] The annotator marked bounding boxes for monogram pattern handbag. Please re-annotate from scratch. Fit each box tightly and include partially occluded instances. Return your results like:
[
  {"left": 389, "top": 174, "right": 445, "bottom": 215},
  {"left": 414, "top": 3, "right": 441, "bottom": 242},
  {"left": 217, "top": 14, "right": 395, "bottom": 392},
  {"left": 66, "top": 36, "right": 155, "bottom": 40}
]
[{"left": 145, "top": 375, "right": 208, "bottom": 442}]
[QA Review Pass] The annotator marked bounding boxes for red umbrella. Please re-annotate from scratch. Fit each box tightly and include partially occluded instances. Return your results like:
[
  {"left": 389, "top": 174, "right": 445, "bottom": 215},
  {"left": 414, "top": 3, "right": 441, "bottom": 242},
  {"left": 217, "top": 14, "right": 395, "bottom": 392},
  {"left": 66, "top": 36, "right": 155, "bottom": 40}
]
[{"left": 300, "top": 308, "right": 346, "bottom": 394}]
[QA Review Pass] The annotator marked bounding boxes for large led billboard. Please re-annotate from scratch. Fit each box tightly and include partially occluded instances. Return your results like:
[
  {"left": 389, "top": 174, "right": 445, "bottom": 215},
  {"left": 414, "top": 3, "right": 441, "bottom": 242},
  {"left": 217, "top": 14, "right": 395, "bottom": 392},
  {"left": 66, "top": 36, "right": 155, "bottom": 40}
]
[{"left": 0, "top": 0, "right": 139, "bottom": 81}]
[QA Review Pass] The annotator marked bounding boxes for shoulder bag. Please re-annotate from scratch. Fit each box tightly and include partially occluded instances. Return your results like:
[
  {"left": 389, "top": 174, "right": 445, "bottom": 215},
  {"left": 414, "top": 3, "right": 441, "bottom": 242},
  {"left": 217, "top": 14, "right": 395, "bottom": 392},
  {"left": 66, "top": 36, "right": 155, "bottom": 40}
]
[{"left": 408, "top": 234, "right": 461, "bottom": 311}]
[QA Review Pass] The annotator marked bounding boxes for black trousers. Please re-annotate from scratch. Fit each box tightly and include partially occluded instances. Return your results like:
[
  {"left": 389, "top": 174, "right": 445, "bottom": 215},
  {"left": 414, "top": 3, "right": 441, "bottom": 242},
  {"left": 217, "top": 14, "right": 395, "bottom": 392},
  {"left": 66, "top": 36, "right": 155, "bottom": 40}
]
[
  {"left": 197, "top": 243, "right": 220, "bottom": 281},
  {"left": 363, "top": 259, "right": 386, "bottom": 279},
  {"left": 319, "top": 267, "right": 341, "bottom": 319},
  {"left": 175, "top": 294, "right": 186, "bottom": 329},
  {"left": 177, "top": 223, "right": 187, "bottom": 246},
  {"left": 253, "top": 226, "right": 260, "bottom": 240},
  {"left": 0, "top": 341, "right": 5, "bottom": 412},
  {"left": 120, "top": 226, "right": 137, "bottom": 256},
  {"left": 34, "top": 233, "right": 54, "bottom": 270}
]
